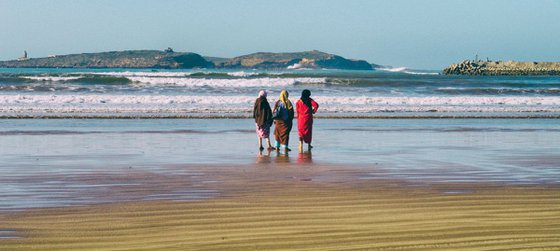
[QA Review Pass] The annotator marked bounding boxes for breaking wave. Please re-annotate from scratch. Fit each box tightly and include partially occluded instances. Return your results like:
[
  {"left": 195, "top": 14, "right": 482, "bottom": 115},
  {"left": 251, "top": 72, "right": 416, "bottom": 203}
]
[
  {"left": 378, "top": 67, "right": 407, "bottom": 72},
  {"left": 403, "top": 70, "right": 439, "bottom": 75},
  {"left": 16, "top": 75, "right": 131, "bottom": 85},
  {"left": 2, "top": 94, "right": 559, "bottom": 116},
  {"left": 90, "top": 71, "right": 272, "bottom": 78},
  {"left": 126, "top": 76, "right": 326, "bottom": 87},
  {"left": 2, "top": 73, "right": 326, "bottom": 89},
  {"left": 2, "top": 69, "right": 560, "bottom": 117},
  {"left": 22, "top": 76, "right": 82, "bottom": 81},
  {"left": 377, "top": 67, "right": 439, "bottom": 75},
  {"left": 437, "top": 87, "right": 560, "bottom": 95}
]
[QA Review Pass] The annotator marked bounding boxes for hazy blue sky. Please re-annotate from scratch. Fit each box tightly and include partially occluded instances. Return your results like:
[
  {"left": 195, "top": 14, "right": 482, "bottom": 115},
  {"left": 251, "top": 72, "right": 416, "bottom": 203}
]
[{"left": 1, "top": 0, "right": 559, "bottom": 69}]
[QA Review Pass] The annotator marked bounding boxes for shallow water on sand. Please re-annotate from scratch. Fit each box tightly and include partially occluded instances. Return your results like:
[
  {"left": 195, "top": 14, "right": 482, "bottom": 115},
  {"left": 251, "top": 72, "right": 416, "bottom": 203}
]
[{"left": 0, "top": 118, "right": 559, "bottom": 210}]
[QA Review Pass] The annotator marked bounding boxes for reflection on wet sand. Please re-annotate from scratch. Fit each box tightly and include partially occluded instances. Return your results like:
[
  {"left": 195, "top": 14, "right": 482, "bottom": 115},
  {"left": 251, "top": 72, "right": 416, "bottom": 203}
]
[
  {"left": 256, "top": 149, "right": 313, "bottom": 165},
  {"left": 274, "top": 151, "right": 291, "bottom": 164},
  {"left": 297, "top": 151, "right": 313, "bottom": 164},
  {"left": 255, "top": 149, "right": 272, "bottom": 164},
  {"left": 255, "top": 150, "right": 292, "bottom": 164}
]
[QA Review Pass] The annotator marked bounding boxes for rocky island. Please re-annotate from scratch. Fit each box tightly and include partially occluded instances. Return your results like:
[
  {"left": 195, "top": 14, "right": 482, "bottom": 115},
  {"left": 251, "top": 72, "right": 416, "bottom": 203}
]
[
  {"left": 0, "top": 50, "right": 214, "bottom": 69},
  {"left": 0, "top": 49, "right": 378, "bottom": 70},
  {"left": 0, "top": 49, "right": 214, "bottom": 69},
  {"left": 443, "top": 60, "right": 560, "bottom": 76},
  {"left": 216, "top": 50, "right": 375, "bottom": 70}
]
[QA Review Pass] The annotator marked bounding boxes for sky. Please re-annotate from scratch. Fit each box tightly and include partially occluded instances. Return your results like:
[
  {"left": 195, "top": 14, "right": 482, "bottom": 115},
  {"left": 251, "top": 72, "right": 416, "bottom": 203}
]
[{"left": 0, "top": 0, "right": 559, "bottom": 69}]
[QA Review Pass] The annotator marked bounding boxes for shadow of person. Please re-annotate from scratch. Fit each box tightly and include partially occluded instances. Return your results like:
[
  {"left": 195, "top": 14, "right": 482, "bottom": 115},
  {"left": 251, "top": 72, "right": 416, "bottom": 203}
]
[
  {"left": 256, "top": 149, "right": 273, "bottom": 164},
  {"left": 297, "top": 150, "right": 313, "bottom": 164}
]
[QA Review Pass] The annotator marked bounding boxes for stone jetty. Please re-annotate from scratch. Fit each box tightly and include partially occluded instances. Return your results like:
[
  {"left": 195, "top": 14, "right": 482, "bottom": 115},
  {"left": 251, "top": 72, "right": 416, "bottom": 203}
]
[{"left": 443, "top": 60, "right": 560, "bottom": 76}]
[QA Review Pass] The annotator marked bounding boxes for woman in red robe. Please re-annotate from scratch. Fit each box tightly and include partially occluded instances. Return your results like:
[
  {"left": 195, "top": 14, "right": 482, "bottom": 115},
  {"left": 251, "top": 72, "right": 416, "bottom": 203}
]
[{"left": 295, "top": 89, "right": 319, "bottom": 152}]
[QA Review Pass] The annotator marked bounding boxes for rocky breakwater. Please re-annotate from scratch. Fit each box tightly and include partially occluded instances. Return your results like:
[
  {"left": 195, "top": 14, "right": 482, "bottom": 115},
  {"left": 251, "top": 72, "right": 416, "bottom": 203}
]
[
  {"left": 443, "top": 60, "right": 560, "bottom": 76},
  {"left": 217, "top": 50, "right": 374, "bottom": 70},
  {"left": 0, "top": 50, "right": 214, "bottom": 69}
]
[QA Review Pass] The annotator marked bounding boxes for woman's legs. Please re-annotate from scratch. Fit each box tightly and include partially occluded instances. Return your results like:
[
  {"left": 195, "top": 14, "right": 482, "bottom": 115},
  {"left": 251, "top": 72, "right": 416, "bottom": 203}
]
[
  {"left": 285, "top": 121, "right": 292, "bottom": 152},
  {"left": 266, "top": 138, "right": 273, "bottom": 149},
  {"left": 258, "top": 137, "right": 264, "bottom": 151},
  {"left": 299, "top": 138, "right": 313, "bottom": 152}
]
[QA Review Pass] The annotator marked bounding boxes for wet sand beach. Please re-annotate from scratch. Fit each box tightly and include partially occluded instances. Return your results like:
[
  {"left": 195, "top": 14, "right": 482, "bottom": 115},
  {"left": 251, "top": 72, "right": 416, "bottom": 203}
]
[
  {"left": 1, "top": 118, "right": 559, "bottom": 250},
  {"left": 0, "top": 163, "right": 559, "bottom": 250}
]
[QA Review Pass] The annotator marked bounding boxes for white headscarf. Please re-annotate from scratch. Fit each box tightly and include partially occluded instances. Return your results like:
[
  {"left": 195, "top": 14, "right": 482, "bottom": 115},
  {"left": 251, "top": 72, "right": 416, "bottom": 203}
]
[{"left": 258, "top": 90, "right": 267, "bottom": 98}]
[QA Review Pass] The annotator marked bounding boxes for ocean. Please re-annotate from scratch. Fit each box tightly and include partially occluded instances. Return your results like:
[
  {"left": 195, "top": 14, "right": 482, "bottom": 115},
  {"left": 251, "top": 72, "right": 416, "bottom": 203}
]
[
  {"left": 1, "top": 68, "right": 559, "bottom": 210},
  {"left": 1, "top": 67, "right": 560, "bottom": 118}
]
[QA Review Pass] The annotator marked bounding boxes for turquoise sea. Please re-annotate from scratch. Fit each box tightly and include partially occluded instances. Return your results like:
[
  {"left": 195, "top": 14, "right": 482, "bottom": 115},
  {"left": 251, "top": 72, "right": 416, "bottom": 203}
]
[{"left": 1, "top": 68, "right": 560, "bottom": 118}]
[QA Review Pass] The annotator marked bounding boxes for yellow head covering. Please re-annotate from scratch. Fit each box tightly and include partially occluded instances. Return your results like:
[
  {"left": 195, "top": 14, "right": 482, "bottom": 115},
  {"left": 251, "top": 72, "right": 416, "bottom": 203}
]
[{"left": 279, "top": 90, "right": 293, "bottom": 110}]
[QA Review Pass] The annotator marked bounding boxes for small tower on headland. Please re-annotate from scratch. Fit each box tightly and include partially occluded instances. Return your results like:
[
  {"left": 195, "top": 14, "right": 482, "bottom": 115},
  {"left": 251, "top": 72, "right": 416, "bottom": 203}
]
[
  {"left": 164, "top": 47, "right": 174, "bottom": 53},
  {"left": 17, "top": 50, "right": 29, "bottom": 61}
]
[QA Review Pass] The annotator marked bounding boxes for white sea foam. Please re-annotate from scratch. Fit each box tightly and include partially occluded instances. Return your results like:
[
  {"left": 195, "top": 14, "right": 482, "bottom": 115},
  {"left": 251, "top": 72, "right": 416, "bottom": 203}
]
[
  {"left": 126, "top": 77, "right": 326, "bottom": 87},
  {"left": 92, "top": 71, "right": 260, "bottom": 78},
  {"left": 22, "top": 76, "right": 82, "bottom": 82},
  {"left": 2, "top": 94, "right": 560, "bottom": 115},
  {"left": 403, "top": 70, "right": 440, "bottom": 75},
  {"left": 377, "top": 67, "right": 439, "bottom": 75},
  {"left": 226, "top": 71, "right": 259, "bottom": 77},
  {"left": 89, "top": 71, "right": 194, "bottom": 77},
  {"left": 287, "top": 63, "right": 303, "bottom": 69},
  {"left": 378, "top": 67, "right": 407, "bottom": 72}
]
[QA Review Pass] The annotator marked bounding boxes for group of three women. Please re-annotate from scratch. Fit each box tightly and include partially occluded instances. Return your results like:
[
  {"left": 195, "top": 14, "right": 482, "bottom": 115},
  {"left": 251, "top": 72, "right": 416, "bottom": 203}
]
[{"left": 253, "top": 89, "right": 319, "bottom": 153}]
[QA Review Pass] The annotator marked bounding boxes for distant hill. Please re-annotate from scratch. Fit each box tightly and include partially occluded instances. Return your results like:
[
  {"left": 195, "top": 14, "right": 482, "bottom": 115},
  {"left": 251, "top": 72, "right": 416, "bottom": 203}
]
[
  {"left": 0, "top": 50, "right": 214, "bottom": 69},
  {"left": 0, "top": 49, "right": 378, "bottom": 70},
  {"left": 444, "top": 60, "right": 560, "bottom": 75},
  {"left": 217, "top": 50, "right": 374, "bottom": 70},
  {"left": 203, "top": 56, "right": 230, "bottom": 65}
]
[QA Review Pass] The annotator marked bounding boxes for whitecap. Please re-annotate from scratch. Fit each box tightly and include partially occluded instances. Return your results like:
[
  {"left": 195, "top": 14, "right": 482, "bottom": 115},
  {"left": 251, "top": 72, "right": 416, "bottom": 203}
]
[
  {"left": 226, "top": 71, "right": 259, "bottom": 77},
  {"left": 403, "top": 71, "right": 440, "bottom": 75},
  {"left": 88, "top": 71, "right": 194, "bottom": 77},
  {"left": 287, "top": 63, "right": 302, "bottom": 69},
  {"left": 378, "top": 67, "right": 407, "bottom": 72},
  {"left": 2, "top": 94, "right": 560, "bottom": 115},
  {"left": 22, "top": 76, "right": 82, "bottom": 82},
  {"left": 126, "top": 77, "right": 326, "bottom": 88}
]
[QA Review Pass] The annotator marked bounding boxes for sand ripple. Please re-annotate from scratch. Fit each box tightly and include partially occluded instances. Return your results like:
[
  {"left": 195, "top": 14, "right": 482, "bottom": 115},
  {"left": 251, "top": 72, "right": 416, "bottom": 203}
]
[{"left": 1, "top": 174, "right": 559, "bottom": 250}]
